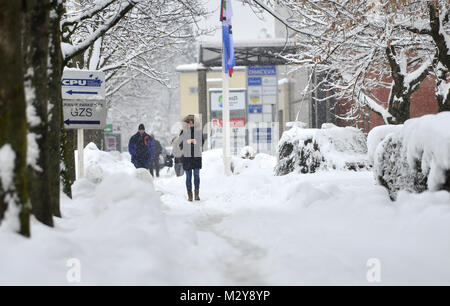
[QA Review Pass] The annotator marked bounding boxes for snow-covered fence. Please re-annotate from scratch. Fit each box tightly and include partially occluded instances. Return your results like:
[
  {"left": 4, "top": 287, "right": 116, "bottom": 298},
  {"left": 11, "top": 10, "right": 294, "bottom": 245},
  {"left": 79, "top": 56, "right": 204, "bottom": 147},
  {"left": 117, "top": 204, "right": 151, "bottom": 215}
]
[
  {"left": 275, "top": 124, "right": 369, "bottom": 176},
  {"left": 373, "top": 112, "right": 450, "bottom": 200}
]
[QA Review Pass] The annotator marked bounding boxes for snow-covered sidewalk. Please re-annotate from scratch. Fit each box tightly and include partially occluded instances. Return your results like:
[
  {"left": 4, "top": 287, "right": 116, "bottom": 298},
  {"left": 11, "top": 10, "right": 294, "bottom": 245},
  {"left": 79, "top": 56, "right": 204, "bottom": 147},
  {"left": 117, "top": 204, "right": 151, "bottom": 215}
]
[
  {"left": 156, "top": 150, "right": 450, "bottom": 285},
  {"left": 1, "top": 147, "right": 449, "bottom": 285}
]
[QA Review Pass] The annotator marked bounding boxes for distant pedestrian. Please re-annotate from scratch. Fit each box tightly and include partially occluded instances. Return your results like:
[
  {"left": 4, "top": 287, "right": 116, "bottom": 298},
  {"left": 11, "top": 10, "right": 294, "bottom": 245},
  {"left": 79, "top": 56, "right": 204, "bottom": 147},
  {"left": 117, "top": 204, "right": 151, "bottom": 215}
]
[
  {"left": 150, "top": 136, "right": 162, "bottom": 177},
  {"left": 128, "top": 124, "right": 155, "bottom": 170},
  {"left": 180, "top": 115, "right": 204, "bottom": 202}
]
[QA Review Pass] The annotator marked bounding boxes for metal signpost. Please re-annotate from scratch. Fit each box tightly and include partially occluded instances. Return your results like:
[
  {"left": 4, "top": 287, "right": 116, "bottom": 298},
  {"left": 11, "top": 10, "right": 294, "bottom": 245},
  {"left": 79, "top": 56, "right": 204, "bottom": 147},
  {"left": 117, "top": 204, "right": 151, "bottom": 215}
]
[{"left": 62, "top": 69, "right": 106, "bottom": 179}]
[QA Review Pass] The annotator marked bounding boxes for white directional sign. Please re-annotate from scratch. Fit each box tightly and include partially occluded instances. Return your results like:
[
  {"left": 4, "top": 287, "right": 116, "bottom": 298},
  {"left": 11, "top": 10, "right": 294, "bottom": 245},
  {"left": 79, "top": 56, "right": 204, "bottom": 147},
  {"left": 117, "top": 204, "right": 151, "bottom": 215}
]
[
  {"left": 210, "top": 90, "right": 246, "bottom": 111},
  {"left": 62, "top": 69, "right": 105, "bottom": 100},
  {"left": 63, "top": 100, "right": 107, "bottom": 130}
]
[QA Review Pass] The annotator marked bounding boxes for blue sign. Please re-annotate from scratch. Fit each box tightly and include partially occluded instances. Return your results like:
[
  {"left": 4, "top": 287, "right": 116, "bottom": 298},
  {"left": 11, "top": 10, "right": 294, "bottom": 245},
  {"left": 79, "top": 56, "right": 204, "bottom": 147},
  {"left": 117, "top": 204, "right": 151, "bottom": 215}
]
[
  {"left": 248, "top": 77, "right": 262, "bottom": 86},
  {"left": 248, "top": 66, "right": 277, "bottom": 76},
  {"left": 249, "top": 104, "right": 262, "bottom": 114},
  {"left": 253, "top": 128, "right": 272, "bottom": 143},
  {"left": 64, "top": 119, "right": 101, "bottom": 126},
  {"left": 62, "top": 70, "right": 106, "bottom": 100},
  {"left": 66, "top": 90, "right": 99, "bottom": 95},
  {"left": 61, "top": 77, "right": 103, "bottom": 87}
]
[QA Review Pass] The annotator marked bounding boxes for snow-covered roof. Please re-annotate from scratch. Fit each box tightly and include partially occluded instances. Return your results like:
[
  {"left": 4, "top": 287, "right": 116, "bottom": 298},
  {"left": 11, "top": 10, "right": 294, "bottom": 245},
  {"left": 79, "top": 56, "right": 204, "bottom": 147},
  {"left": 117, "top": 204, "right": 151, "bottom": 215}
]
[
  {"left": 278, "top": 78, "right": 290, "bottom": 85},
  {"left": 176, "top": 63, "right": 246, "bottom": 73},
  {"left": 201, "top": 39, "right": 294, "bottom": 49},
  {"left": 175, "top": 63, "right": 206, "bottom": 72},
  {"left": 208, "top": 88, "right": 246, "bottom": 92}
]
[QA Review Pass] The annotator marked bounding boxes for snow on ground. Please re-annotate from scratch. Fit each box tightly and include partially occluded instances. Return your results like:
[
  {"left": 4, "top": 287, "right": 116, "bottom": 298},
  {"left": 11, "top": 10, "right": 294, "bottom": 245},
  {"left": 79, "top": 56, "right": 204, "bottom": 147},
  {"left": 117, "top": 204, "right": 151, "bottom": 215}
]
[
  {"left": 1, "top": 146, "right": 450, "bottom": 285},
  {"left": 158, "top": 149, "right": 450, "bottom": 285}
]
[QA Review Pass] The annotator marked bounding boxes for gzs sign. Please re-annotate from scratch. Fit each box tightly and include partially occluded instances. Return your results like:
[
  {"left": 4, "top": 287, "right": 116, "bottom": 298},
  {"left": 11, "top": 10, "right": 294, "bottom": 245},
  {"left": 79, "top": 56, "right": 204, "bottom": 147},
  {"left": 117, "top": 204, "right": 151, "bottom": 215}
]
[{"left": 71, "top": 107, "right": 93, "bottom": 117}]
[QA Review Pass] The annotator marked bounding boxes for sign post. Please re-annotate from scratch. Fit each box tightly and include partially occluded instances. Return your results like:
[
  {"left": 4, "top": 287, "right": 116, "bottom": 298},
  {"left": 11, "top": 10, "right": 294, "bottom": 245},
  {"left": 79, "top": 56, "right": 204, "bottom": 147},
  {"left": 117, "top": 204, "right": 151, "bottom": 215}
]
[
  {"left": 62, "top": 69, "right": 106, "bottom": 179},
  {"left": 77, "top": 129, "right": 84, "bottom": 179},
  {"left": 222, "top": 48, "right": 232, "bottom": 176}
]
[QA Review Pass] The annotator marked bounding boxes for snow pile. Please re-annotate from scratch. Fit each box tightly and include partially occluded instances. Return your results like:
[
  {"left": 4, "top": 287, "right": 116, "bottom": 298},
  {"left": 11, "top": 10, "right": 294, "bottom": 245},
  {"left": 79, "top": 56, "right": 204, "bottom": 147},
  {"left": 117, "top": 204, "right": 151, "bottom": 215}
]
[
  {"left": 0, "top": 145, "right": 15, "bottom": 191},
  {"left": 157, "top": 149, "right": 450, "bottom": 285},
  {"left": 0, "top": 146, "right": 222, "bottom": 285},
  {"left": 231, "top": 153, "right": 277, "bottom": 175},
  {"left": 374, "top": 112, "right": 450, "bottom": 199},
  {"left": 275, "top": 125, "right": 369, "bottom": 175},
  {"left": 82, "top": 142, "right": 135, "bottom": 184},
  {"left": 367, "top": 124, "right": 403, "bottom": 165}
]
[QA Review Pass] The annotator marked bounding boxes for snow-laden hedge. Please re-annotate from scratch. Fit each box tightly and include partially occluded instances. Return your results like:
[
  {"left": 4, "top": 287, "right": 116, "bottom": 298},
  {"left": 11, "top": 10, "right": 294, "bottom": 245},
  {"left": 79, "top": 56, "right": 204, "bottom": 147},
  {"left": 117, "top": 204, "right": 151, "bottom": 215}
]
[
  {"left": 275, "top": 124, "right": 369, "bottom": 176},
  {"left": 367, "top": 124, "right": 403, "bottom": 166},
  {"left": 374, "top": 112, "right": 450, "bottom": 200}
]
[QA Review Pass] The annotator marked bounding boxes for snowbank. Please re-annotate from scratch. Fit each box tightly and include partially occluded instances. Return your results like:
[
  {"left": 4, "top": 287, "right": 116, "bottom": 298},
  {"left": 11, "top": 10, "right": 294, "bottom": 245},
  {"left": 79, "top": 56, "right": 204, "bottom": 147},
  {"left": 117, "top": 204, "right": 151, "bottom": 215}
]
[
  {"left": 157, "top": 149, "right": 450, "bottom": 285},
  {"left": 231, "top": 153, "right": 277, "bottom": 175},
  {"left": 81, "top": 142, "right": 136, "bottom": 183},
  {"left": 275, "top": 125, "right": 369, "bottom": 175},
  {"left": 367, "top": 124, "right": 403, "bottom": 165},
  {"left": 374, "top": 112, "right": 450, "bottom": 199},
  {"left": 0, "top": 145, "right": 218, "bottom": 285}
]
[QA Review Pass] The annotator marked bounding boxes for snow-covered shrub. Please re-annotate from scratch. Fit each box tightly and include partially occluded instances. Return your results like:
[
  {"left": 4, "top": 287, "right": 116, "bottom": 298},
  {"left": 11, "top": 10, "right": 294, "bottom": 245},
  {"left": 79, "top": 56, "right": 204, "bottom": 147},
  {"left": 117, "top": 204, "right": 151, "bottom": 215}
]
[
  {"left": 367, "top": 124, "right": 403, "bottom": 165},
  {"left": 374, "top": 112, "right": 450, "bottom": 200},
  {"left": 275, "top": 125, "right": 368, "bottom": 176},
  {"left": 240, "top": 146, "right": 256, "bottom": 160}
]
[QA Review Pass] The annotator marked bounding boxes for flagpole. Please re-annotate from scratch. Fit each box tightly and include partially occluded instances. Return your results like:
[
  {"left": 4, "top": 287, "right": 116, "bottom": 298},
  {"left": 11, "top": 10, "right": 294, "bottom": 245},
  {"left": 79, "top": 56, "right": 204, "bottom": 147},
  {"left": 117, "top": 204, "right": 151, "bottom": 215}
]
[{"left": 222, "top": 31, "right": 231, "bottom": 176}]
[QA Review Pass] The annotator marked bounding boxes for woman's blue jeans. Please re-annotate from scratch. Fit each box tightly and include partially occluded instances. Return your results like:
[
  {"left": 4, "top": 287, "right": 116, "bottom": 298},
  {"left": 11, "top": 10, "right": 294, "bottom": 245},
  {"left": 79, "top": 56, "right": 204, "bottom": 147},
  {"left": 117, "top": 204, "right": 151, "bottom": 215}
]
[{"left": 185, "top": 169, "right": 200, "bottom": 192}]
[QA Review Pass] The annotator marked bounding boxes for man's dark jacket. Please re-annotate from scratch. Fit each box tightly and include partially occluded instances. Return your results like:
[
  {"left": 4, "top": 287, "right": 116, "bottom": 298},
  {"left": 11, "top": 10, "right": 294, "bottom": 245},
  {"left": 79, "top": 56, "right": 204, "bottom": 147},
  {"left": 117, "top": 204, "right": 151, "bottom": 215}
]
[{"left": 128, "top": 132, "right": 155, "bottom": 167}]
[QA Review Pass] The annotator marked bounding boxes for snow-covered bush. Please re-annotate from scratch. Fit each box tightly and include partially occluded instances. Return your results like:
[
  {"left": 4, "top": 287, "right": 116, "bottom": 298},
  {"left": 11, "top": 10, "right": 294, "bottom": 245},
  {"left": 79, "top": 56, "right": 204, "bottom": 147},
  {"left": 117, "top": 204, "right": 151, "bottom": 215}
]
[
  {"left": 275, "top": 125, "right": 368, "bottom": 176},
  {"left": 367, "top": 124, "right": 403, "bottom": 165},
  {"left": 240, "top": 146, "right": 256, "bottom": 160},
  {"left": 374, "top": 112, "right": 450, "bottom": 200}
]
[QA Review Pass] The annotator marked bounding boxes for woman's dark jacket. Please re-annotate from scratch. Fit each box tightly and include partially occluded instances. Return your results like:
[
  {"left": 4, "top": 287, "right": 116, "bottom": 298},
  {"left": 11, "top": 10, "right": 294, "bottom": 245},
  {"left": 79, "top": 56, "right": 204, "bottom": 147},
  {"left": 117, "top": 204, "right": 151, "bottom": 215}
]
[{"left": 179, "top": 127, "right": 204, "bottom": 171}]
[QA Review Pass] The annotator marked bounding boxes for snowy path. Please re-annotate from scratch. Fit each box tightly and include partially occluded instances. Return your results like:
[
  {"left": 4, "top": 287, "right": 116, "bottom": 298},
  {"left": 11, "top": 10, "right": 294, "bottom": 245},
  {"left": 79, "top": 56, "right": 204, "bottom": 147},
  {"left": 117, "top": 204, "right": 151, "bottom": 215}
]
[
  {"left": 1, "top": 148, "right": 449, "bottom": 285},
  {"left": 155, "top": 151, "right": 450, "bottom": 285},
  {"left": 157, "top": 182, "right": 269, "bottom": 285}
]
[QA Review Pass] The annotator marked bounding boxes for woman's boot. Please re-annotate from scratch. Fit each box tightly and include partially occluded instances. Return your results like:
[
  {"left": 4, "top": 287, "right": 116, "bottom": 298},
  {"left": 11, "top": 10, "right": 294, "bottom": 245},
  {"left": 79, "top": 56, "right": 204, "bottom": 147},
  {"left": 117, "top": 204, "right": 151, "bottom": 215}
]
[
  {"left": 194, "top": 190, "right": 200, "bottom": 201},
  {"left": 188, "top": 191, "right": 193, "bottom": 202}
]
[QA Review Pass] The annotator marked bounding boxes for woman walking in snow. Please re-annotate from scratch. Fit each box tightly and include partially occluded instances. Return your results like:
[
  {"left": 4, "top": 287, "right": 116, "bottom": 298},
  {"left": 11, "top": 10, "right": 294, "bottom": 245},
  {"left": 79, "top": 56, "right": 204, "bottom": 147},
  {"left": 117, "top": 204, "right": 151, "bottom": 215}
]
[{"left": 179, "top": 115, "right": 204, "bottom": 202}]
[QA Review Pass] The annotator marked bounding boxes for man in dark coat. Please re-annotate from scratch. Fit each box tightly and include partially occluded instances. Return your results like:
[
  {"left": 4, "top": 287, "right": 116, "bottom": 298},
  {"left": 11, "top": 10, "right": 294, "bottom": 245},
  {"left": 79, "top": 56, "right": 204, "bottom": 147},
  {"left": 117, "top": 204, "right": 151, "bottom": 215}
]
[
  {"left": 128, "top": 124, "right": 155, "bottom": 170},
  {"left": 149, "top": 136, "right": 162, "bottom": 177},
  {"left": 179, "top": 115, "right": 204, "bottom": 201}
]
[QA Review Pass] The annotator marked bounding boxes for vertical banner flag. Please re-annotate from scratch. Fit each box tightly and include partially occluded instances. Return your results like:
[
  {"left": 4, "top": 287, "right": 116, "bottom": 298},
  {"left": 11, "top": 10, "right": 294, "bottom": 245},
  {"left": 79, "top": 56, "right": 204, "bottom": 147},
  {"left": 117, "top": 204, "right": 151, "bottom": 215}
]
[{"left": 220, "top": 0, "right": 236, "bottom": 77}]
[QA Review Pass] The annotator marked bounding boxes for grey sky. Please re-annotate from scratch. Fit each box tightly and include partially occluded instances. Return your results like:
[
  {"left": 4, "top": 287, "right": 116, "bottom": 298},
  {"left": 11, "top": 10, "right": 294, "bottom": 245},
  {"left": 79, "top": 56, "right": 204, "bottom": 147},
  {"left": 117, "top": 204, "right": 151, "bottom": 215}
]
[{"left": 199, "top": 0, "right": 276, "bottom": 42}]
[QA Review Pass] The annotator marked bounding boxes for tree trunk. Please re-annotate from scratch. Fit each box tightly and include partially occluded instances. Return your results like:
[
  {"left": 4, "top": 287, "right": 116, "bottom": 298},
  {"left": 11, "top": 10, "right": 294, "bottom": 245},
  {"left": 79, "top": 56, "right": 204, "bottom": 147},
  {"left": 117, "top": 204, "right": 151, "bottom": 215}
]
[
  {"left": 435, "top": 62, "right": 450, "bottom": 112},
  {"left": 23, "top": 0, "right": 53, "bottom": 227},
  {"left": 48, "top": 0, "right": 64, "bottom": 216},
  {"left": 85, "top": 129, "right": 104, "bottom": 150},
  {"left": 59, "top": 20, "right": 86, "bottom": 197},
  {"left": 61, "top": 129, "right": 76, "bottom": 197},
  {"left": 0, "top": 0, "right": 31, "bottom": 236},
  {"left": 428, "top": 4, "right": 450, "bottom": 112},
  {"left": 385, "top": 46, "right": 431, "bottom": 124},
  {"left": 387, "top": 84, "right": 411, "bottom": 124}
]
